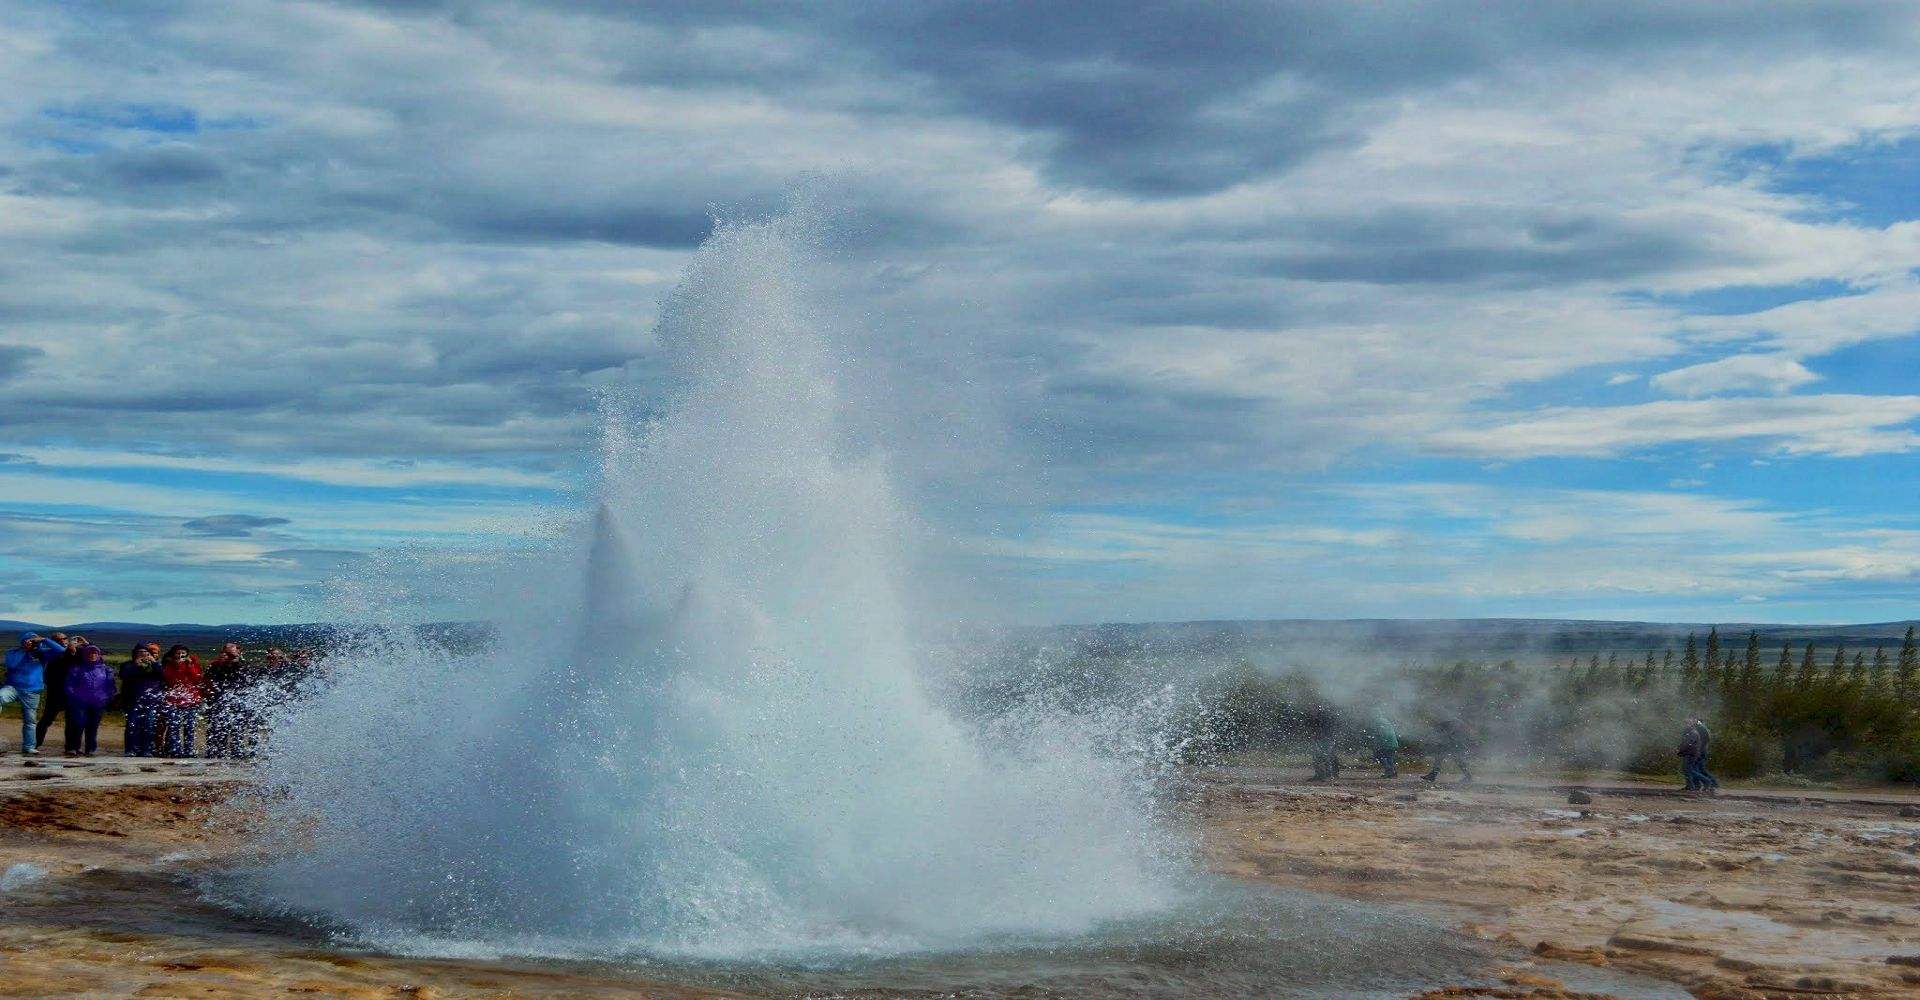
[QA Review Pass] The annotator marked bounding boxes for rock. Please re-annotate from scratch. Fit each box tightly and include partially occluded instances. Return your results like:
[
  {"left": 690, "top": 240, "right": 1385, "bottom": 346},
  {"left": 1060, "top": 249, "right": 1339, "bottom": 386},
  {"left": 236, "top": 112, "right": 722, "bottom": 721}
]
[
  {"left": 1532, "top": 941, "right": 1608, "bottom": 966},
  {"left": 1567, "top": 789, "right": 1593, "bottom": 805},
  {"left": 1888, "top": 954, "right": 1920, "bottom": 966},
  {"left": 1607, "top": 931, "right": 1716, "bottom": 956},
  {"left": 23, "top": 772, "right": 56, "bottom": 781},
  {"left": 1898, "top": 804, "right": 1920, "bottom": 818},
  {"left": 1498, "top": 970, "right": 1567, "bottom": 989},
  {"left": 140, "top": 766, "right": 160, "bottom": 773},
  {"left": 1790, "top": 973, "right": 1874, "bottom": 992},
  {"left": 20, "top": 759, "right": 42, "bottom": 768}
]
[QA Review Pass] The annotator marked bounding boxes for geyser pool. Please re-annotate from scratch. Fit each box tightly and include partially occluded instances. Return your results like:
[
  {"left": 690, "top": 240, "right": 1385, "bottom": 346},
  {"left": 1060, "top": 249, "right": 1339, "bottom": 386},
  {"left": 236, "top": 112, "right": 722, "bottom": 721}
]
[{"left": 228, "top": 209, "right": 1192, "bottom": 960}]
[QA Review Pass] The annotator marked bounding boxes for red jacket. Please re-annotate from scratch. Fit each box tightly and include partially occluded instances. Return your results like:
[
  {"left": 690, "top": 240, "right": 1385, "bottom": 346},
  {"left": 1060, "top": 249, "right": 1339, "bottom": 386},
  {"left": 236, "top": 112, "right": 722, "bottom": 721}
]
[{"left": 162, "top": 655, "right": 205, "bottom": 708}]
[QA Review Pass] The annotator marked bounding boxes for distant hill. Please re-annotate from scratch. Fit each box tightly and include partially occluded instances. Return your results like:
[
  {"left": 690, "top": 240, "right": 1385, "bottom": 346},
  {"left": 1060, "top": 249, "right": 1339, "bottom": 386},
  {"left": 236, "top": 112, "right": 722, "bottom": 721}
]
[
  {"left": 0, "top": 620, "right": 486, "bottom": 653},
  {"left": 0, "top": 620, "right": 332, "bottom": 651},
  {"left": 3, "top": 616, "right": 1912, "bottom": 662},
  {"left": 1030, "top": 617, "right": 1920, "bottom": 666}
]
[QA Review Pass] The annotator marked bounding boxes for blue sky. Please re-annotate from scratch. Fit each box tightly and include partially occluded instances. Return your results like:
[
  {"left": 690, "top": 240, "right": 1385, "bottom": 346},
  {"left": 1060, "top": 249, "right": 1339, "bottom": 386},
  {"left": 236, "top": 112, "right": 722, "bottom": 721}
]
[{"left": 2, "top": 1, "right": 1920, "bottom": 626}]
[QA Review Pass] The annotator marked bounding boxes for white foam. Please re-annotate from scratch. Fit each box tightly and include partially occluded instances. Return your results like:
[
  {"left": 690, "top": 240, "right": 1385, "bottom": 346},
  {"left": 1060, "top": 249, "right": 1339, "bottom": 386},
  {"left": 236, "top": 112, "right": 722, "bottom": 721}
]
[
  {"left": 230, "top": 209, "right": 1191, "bottom": 961},
  {"left": 1, "top": 862, "right": 47, "bottom": 892}
]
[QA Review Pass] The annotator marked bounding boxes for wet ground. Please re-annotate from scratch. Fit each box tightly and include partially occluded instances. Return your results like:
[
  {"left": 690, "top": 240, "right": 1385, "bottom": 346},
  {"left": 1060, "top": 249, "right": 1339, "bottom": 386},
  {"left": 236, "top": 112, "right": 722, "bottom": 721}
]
[
  {"left": 1200, "top": 766, "right": 1920, "bottom": 998},
  {"left": 0, "top": 757, "right": 1899, "bottom": 997}
]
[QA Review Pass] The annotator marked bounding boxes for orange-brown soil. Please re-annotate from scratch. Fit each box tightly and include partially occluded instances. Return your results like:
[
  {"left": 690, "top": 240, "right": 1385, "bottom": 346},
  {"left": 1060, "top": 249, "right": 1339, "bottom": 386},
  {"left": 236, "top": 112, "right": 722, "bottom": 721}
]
[
  {"left": 1199, "top": 768, "right": 1920, "bottom": 998},
  {"left": 6, "top": 758, "right": 1918, "bottom": 998},
  {"left": 0, "top": 760, "right": 742, "bottom": 999}
]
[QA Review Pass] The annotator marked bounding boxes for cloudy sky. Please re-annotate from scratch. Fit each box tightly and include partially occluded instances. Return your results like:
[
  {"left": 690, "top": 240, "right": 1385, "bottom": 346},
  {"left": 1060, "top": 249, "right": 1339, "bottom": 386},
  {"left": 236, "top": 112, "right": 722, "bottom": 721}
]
[{"left": 4, "top": 1, "right": 1920, "bottom": 626}]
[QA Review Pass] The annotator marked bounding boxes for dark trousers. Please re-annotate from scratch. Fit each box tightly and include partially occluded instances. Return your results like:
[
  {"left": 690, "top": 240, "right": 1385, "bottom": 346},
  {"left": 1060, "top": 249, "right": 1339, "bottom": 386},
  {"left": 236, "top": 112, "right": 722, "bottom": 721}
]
[
  {"left": 1310, "top": 738, "right": 1341, "bottom": 779},
  {"left": 1424, "top": 749, "right": 1473, "bottom": 782},
  {"left": 204, "top": 694, "right": 264, "bottom": 759},
  {"left": 1375, "top": 748, "right": 1398, "bottom": 778},
  {"left": 124, "top": 691, "right": 162, "bottom": 757},
  {"left": 163, "top": 706, "right": 198, "bottom": 757},
  {"left": 205, "top": 695, "right": 233, "bottom": 758},
  {"left": 1681, "top": 754, "right": 1718, "bottom": 791},
  {"left": 33, "top": 692, "right": 67, "bottom": 746},
  {"left": 64, "top": 705, "right": 103, "bottom": 755}
]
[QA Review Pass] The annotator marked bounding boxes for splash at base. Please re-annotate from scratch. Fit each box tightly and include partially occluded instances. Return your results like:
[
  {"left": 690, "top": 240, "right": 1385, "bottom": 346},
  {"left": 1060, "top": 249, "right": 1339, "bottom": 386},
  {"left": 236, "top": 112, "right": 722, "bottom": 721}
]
[{"left": 227, "top": 210, "right": 1191, "bottom": 961}]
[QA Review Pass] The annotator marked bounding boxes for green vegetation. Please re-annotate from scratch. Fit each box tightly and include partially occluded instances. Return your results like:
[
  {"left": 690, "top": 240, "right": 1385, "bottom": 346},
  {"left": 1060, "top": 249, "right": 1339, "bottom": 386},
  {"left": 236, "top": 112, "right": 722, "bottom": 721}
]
[{"left": 1207, "top": 625, "right": 1920, "bottom": 784}]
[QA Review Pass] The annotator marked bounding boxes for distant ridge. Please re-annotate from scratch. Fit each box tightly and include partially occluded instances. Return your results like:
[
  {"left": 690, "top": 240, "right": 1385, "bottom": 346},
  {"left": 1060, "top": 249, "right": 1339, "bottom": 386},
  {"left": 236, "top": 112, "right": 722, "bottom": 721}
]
[
  {"left": 4, "top": 616, "right": 1912, "bottom": 660},
  {"left": 1037, "top": 617, "right": 1920, "bottom": 662}
]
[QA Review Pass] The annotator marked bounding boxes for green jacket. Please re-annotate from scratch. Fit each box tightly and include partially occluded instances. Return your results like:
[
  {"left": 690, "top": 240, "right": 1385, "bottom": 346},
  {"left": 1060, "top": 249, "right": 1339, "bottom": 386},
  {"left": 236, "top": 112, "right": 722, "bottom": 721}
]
[{"left": 1370, "top": 713, "right": 1398, "bottom": 753}]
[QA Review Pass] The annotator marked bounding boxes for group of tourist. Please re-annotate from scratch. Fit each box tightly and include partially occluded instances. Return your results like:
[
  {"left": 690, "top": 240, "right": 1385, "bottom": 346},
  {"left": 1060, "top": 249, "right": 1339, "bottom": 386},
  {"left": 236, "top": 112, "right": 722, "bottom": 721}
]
[
  {"left": 1306, "top": 712, "right": 1720, "bottom": 794},
  {"left": 0, "top": 632, "right": 305, "bottom": 759}
]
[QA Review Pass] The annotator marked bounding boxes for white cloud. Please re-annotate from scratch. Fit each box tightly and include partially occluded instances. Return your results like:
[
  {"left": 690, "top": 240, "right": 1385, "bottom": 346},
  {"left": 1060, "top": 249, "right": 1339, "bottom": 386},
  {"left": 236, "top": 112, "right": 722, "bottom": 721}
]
[
  {"left": 1689, "top": 276, "right": 1920, "bottom": 357},
  {"left": 5, "top": 2, "right": 1920, "bottom": 619},
  {"left": 14, "top": 447, "right": 564, "bottom": 490},
  {"left": 966, "top": 481, "right": 1920, "bottom": 623},
  {"left": 1649, "top": 354, "right": 1819, "bottom": 397},
  {"left": 1429, "top": 395, "right": 1920, "bottom": 459}
]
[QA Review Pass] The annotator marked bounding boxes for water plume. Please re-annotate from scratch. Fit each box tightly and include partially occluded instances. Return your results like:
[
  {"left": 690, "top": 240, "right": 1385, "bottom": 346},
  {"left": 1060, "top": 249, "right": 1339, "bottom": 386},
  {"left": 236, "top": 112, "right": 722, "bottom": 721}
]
[{"left": 230, "top": 208, "right": 1190, "bottom": 961}]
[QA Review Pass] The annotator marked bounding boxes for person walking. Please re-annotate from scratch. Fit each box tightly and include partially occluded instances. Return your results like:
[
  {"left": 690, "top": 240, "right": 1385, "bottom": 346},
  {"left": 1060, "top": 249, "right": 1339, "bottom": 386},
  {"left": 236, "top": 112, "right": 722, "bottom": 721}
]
[
  {"left": 1369, "top": 711, "right": 1400, "bottom": 778},
  {"left": 1, "top": 633, "right": 64, "bottom": 755},
  {"left": 1678, "top": 716, "right": 1718, "bottom": 795},
  {"left": 121, "top": 643, "right": 165, "bottom": 757},
  {"left": 63, "top": 645, "right": 116, "bottom": 757},
  {"left": 1422, "top": 718, "right": 1476, "bottom": 784},
  {"left": 33, "top": 632, "right": 84, "bottom": 750},
  {"left": 160, "top": 645, "right": 206, "bottom": 758},
  {"left": 1302, "top": 703, "right": 1341, "bottom": 781}
]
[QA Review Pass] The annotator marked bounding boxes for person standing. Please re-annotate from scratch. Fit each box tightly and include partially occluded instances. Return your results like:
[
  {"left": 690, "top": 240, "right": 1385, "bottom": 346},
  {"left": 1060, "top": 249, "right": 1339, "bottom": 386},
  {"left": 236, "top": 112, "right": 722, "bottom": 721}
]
[
  {"left": 1305, "top": 703, "right": 1341, "bottom": 781},
  {"left": 1369, "top": 711, "right": 1400, "bottom": 778},
  {"left": 63, "top": 645, "right": 116, "bottom": 757},
  {"left": 1422, "top": 718, "right": 1476, "bottom": 784},
  {"left": 204, "top": 642, "right": 248, "bottom": 758},
  {"left": 33, "top": 632, "right": 83, "bottom": 750},
  {"left": 121, "top": 643, "right": 165, "bottom": 757},
  {"left": 1678, "top": 716, "right": 1718, "bottom": 795},
  {"left": 160, "top": 645, "right": 205, "bottom": 757},
  {"left": 1, "top": 633, "right": 64, "bottom": 755}
]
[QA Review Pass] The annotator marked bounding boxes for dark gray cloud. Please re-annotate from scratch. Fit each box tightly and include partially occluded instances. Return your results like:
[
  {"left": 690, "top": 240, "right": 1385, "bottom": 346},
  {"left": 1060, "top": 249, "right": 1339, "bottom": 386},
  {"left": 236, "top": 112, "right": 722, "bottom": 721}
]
[
  {"left": 1253, "top": 208, "right": 1725, "bottom": 287},
  {"left": 261, "top": 547, "right": 360, "bottom": 570},
  {"left": 3, "top": 0, "right": 1920, "bottom": 623},
  {"left": 828, "top": 1, "right": 1916, "bottom": 195},
  {"left": 0, "top": 344, "right": 46, "bottom": 381},
  {"left": 183, "top": 514, "right": 293, "bottom": 537},
  {"left": 452, "top": 204, "right": 713, "bottom": 248}
]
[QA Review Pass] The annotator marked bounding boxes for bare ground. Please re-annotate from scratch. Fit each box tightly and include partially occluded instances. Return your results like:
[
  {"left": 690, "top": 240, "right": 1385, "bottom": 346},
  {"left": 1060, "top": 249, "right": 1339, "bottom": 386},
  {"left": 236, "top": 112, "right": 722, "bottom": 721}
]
[
  {"left": 0, "top": 758, "right": 743, "bottom": 999},
  {"left": 3, "top": 758, "right": 1918, "bottom": 997},
  {"left": 1197, "top": 767, "right": 1920, "bottom": 998}
]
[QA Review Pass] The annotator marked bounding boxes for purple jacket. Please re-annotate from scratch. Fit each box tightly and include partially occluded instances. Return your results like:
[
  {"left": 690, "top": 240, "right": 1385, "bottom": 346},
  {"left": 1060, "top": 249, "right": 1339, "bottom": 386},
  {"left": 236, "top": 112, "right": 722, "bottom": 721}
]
[{"left": 65, "top": 658, "right": 117, "bottom": 709}]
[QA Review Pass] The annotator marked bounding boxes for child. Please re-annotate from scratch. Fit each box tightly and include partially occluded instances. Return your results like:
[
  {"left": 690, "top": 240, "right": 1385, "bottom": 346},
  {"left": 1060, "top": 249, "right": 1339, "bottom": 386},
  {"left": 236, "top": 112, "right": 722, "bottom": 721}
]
[{"left": 64, "top": 645, "right": 117, "bottom": 757}]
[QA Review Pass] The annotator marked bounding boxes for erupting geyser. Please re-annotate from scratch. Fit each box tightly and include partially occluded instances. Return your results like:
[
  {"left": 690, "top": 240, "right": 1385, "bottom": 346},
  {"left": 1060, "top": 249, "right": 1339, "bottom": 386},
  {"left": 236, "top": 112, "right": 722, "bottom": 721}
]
[{"left": 232, "top": 210, "right": 1190, "bottom": 960}]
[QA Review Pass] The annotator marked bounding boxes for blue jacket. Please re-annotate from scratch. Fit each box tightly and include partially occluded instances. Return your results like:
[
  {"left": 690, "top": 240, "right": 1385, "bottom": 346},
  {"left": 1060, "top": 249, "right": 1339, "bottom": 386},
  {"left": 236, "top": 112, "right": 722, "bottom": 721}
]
[{"left": 4, "top": 635, "right": 64, "bottom": 692}]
